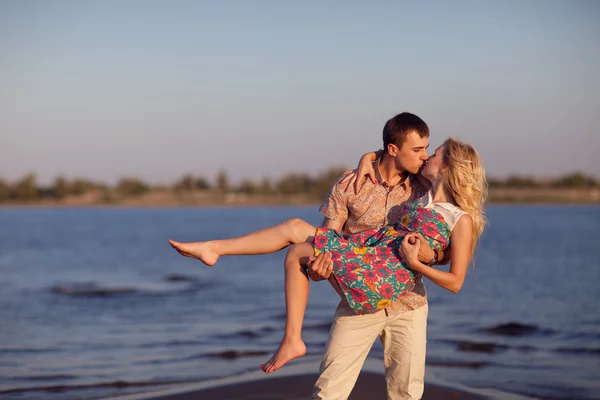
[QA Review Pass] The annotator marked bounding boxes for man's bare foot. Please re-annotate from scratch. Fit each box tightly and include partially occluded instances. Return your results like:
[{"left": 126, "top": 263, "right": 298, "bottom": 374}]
[
  {"left": 168, "top": 239, "right": 220, "bottom": 266},
  {"left": 260, "top": 339, "right": 306, "bottom": 374}
]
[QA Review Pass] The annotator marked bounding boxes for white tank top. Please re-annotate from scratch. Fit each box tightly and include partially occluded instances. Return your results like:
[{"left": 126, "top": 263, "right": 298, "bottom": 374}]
[{"left": 418, "top": 190, "right": 467, "bottom": 232}]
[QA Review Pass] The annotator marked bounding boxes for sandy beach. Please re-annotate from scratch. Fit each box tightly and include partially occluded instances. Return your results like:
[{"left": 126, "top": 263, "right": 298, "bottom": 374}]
[{"left": 102, "top": 371, "right": 487, "bottom": 400}]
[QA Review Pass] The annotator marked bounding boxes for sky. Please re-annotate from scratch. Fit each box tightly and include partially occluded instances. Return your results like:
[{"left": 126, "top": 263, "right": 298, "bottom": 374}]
[{"left": 1, "top": 0, "right": 599, "bottom": 185}]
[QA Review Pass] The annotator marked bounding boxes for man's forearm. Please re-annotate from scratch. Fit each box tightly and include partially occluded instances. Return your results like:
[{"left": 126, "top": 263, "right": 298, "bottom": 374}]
[
  {"left": 437, "top": 248, "right": 450, "bottom": 265},
  {"left": 418, "top": 246, "right": 448, "bottom": 266}
]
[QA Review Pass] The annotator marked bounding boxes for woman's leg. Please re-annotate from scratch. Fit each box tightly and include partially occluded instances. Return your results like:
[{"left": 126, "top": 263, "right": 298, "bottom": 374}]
[
  {"left": 261, "top": 245, "right": 350, "bottom": 374},
  {"left": 261, "top": 242, "right": 314, "bottom": 373},
  {"left": 168, "top": 218, "right": 317, "bottom": 266}
]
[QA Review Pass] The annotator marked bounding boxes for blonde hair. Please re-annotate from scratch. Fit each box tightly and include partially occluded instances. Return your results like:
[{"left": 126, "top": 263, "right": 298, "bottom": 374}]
[{"left": 441, "top": 137, "right": 488, "bottom": 263}]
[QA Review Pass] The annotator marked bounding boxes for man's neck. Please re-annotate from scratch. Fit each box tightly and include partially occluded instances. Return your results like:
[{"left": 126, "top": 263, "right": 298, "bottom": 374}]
[{"left": 378, "top": 153, "right": 409, "bottom": 187}]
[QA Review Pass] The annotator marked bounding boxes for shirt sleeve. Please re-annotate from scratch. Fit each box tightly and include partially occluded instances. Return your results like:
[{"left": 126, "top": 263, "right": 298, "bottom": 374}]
[{"left": 319, "top": 180, "right": 349, "bottom": 223}]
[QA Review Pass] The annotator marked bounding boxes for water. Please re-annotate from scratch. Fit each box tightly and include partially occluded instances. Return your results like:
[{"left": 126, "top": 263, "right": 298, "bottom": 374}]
[{"left": 0, "top": 205, "right": 599, "bottom": 399}]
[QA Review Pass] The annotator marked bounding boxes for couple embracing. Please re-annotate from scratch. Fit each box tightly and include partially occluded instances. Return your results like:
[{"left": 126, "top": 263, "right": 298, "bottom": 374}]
[{"left": 170, "top": 112, "right": 487, "bottom": 400}]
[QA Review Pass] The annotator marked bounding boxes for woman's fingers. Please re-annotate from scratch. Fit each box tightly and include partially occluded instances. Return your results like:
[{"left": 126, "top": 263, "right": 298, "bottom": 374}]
[
  {"left": 345, "top": 174, "right": 357, "bottom": 193},
  {"left": 338, "top": 170, "right": 355, "bottom": 184},
  {"left": 352, "top": 171, "right": 375, "bottom": 194},
  {"left": 368, "top": 171, "right": 377, "bottom": 184},
  {"left": 339, "top": 170, "right": 358, "bottom": 193}
]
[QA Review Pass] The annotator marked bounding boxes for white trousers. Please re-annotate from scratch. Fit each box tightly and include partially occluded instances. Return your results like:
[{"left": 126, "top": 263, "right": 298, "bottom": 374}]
[{"left": 312, "top": 302, "right": 428, "bottom": 400}]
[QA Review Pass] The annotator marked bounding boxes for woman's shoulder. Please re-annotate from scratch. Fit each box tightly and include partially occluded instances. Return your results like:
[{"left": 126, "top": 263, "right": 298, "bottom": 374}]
[
  {"left": 451, "top": 212, "right": 473, "bottom": 235},
  {"left": 429, "top": 201, "right": 468, "bottom": 231},
  {"left": 433, "top": 201, "right": 465, "bottom": 215}
]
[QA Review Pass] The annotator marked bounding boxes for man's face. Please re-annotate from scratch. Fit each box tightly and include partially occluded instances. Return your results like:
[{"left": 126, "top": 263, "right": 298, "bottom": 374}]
[{"left": 389, "top": 131, "right": 429, "bottom": 174}]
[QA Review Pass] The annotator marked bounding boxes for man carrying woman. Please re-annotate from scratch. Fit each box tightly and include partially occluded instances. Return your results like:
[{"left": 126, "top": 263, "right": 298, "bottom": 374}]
[{"left": 170, "top": 112, "right": 487, "bottom": 400}]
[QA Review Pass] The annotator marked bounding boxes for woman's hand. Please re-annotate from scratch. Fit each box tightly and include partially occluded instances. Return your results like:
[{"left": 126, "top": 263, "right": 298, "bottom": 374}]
[
  {"left": 400, "top": 234, "right": 422, "bottom": 270},
  {"left": 339, "top": 151, "right": 379, "bottom": 194}
]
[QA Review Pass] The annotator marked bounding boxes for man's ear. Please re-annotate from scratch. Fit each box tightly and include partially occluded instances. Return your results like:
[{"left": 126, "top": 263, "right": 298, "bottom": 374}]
[{"left": 387, "top": 143, "right": 398, "bottom": 156}]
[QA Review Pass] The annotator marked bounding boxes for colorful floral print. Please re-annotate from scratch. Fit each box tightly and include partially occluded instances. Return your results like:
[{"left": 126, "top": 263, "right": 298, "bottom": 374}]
[{"left": 314, "top": 201, "right": 450, "bottom": 314}]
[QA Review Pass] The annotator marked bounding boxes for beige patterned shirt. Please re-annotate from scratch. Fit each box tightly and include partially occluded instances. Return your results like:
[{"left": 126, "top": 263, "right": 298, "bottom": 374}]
[{"left": 319, "top": 158, "right": 429, "bottom": 313}]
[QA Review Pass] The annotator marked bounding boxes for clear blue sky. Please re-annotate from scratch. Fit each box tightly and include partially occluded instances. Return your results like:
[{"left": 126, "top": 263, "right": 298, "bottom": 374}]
[{"left": 1, "top": 0, "right": 599, "bottom": 185}]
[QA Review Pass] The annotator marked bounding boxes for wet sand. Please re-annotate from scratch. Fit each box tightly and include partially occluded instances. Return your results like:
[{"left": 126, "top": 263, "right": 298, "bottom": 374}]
[{"left": 103, "top": 371, "right": 487, "bottom": 400}]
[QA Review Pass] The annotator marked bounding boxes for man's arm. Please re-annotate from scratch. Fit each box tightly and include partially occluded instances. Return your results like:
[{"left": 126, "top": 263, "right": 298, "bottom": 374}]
[
  {"left": 307, "top": 217, "right": 344, "bottom": 281},
  {"left": 308, "top": 175, "right": 351, "bottom": 281},
  {"left": 321, "top": 216, "right": 344, "bottom": 234},
  {"left": 414, "top": 233, "right": 450, "bottom": 266}
]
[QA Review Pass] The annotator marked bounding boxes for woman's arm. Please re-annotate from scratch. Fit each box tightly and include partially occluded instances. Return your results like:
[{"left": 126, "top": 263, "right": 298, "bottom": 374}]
[
  {"left": 400, "top": 215, "right": 473, "bottom": 293},
  {"left": 339, "top": 149, "right": 384, "bottom": 194}
]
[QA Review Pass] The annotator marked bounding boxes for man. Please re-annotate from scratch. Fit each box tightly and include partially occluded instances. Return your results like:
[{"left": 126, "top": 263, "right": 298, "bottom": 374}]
[{"left": 307, "top": 112, "right": 443, "bottom": 400}]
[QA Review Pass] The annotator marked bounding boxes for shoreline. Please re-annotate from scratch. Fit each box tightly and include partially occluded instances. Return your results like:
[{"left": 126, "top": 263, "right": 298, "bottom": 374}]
[
  {"left": 1, "top": 187, "right": 599, "bottom": 208},
  {"left": 2, "top": 199, "right": 600, "bottom": 209},
  {"left": 99, "top": 371, "right": 488, "bottom": 400}
]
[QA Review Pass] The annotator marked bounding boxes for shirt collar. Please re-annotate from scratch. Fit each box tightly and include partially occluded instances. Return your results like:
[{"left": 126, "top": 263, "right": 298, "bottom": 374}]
[{"left": 374, "top": 156, "right": 411, "bottom": 189}]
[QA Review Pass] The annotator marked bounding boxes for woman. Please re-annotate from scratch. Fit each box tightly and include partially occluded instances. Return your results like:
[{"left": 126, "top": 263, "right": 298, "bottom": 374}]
[{"left": 169, "top": 137, "right": 487, "bottom": 374}]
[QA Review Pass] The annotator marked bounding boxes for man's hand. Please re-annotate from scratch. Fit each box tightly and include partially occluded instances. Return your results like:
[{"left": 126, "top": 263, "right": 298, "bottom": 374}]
[
  {"left": 306, "top": 252, "right": 333, "bottom": 281},
  {"left": 414, "top": 233, "right": 436, "bottom": 264}
]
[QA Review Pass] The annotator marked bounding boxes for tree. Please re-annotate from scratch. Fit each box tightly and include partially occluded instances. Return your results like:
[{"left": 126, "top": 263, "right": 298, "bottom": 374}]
[
  {"left": 215, "top": 169, "right": 230, "bottom": 192},
  {"left": 173, "top": 174, "right": 196, "bottom": 191},
  {"left": 13, "top": 173, "right": 38, "bottom": 200},
  {"left": 0, "top": 179, "right": 9, "bottom": 202},
  {"left": 552, "top": 172, "right": 597, "bottom": 188},
  {"left": 116, "top": 177, "right": 149, "bottom": 197},
  {"left": 276, "top": 173, "right": 314, "bottom": 195},
  {"left": 312, "top": 166, "right": 348, "bottom": 199},
  {"left": 237, "top": 178, "right": 258, "bottom": 194},
  {"left": 504, "top": 175, "right": 539, "bottom": 188},
  {"left": 71, "top": 179, "right": 91, "bottom": 195},
  {"left": 195, "top": 176, "right": 211, "bottom": 190},
  {"left": 53, "top": 176, "right": 69, "bottom": 199},
  {"left": 486, "top": 176, "right": 504, "bottom": 188},
  {"left": 259, "top": 177, "right": 274, "bottom": 195}
]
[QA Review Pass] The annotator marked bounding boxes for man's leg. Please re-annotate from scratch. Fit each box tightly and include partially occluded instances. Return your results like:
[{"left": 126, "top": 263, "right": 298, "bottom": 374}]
[
  {"left": 380, "top": 304, "right": 428, "bottom": 400},
  {"left": 312, "top": 302, "right": 387, "bottom": 400}
]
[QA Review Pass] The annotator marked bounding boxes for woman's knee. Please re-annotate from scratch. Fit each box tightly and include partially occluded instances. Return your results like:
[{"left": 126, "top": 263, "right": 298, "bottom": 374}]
[
  {"left": 284, "top": 218, "right": 313, "bottom": 243},
  {"left": 285, "top": 218, "right": 304, "bottom": 229}
]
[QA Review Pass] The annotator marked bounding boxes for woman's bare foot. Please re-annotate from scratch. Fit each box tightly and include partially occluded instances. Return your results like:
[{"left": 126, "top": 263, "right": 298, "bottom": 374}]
[
  {"left": 260, "top": 338, "right": 306, "bottom": 374},
  {"left": 168, "top": 239, "right": 220, "bottom": 266}
]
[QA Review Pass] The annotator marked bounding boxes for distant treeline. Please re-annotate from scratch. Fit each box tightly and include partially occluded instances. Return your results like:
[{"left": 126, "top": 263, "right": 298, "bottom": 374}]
[
  {"left": 487, "top": 173, "right": 599, "bottom": 188},
  {"left": 0, "top": 170, "right": 598, "bottom": 203},
  {"left": 0, "top": 167, "right": 347, "bottom": 203}
]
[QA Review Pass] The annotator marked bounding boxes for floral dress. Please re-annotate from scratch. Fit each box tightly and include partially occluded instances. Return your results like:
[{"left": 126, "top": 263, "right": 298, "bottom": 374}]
[{"left": 314, "top": 201, "right": 450, "bottom": 314}]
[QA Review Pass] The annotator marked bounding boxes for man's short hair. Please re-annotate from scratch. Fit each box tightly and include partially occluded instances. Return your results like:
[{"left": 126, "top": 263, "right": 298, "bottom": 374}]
[{"left": 382, "top": 112, "right": 430, "bottom": 149}]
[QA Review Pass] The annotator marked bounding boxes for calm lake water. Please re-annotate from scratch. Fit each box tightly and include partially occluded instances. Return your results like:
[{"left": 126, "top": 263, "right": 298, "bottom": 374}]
[{"left": 1, "top": 205, "right": 599, "bottom": 400}]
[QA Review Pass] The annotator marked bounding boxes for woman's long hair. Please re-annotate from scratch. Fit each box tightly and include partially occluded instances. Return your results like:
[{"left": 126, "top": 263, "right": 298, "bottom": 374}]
[{"left": 441, "top": 137, "right": 488, "bottom": 262}]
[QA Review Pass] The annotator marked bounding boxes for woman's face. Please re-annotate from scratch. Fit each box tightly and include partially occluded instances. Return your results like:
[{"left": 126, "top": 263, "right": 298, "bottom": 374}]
[{"left": 421, "top": 145, "right": 446, "bottom": 182}]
